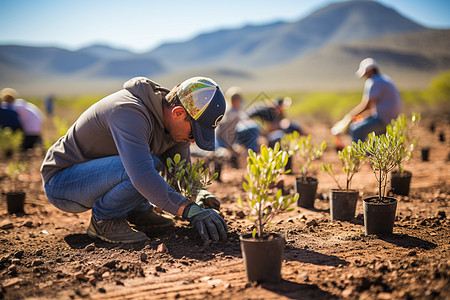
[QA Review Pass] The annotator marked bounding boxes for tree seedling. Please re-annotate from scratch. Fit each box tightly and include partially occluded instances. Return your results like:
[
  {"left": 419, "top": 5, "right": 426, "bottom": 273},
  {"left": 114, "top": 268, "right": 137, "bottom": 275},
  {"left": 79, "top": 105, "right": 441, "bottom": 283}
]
[
  {"left": 0, "top": 127, "right": 23, "bottom": 158},
  {"left": 353, "top": 132, "right": 405, "bottom": 202},
  {"left": 320, "top": 144, "right": 365, "bottom": 191},
  {"left": 281, "top": 132, "right": 326, "bottom": 180},
  {"left": 166, "top": 154, "right": 218, "bottom": 202},
  {"left": 386, "top": 113, "right": 421, "bottom": 173},
  {"left": 238, "top": 143, "right": 299, "bottom": 238},
  {"left": 6, "top": 160, "right": 28, "bottom": 193}
]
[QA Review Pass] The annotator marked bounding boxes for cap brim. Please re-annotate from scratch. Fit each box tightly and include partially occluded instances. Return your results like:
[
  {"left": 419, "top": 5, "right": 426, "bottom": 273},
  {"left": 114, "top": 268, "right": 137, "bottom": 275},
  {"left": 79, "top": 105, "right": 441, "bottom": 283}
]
[
  {"left": 355, "top": 68, "right": 365, "bottom": 78},
  {"left": 191, "top": 121, "right": 215, "bottom": 151}
]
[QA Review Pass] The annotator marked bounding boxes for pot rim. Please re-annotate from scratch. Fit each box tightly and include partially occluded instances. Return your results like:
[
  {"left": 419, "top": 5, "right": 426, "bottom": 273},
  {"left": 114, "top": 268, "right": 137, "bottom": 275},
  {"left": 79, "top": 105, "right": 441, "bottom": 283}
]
[
  {"left": 239, "top": 233, "right": 285, "bottom": 242},
  {"left": 363, "top": 196, "right": 397, "bottom": 205},
  {"left": 330, "top": 189, "right": 358, "bottom": 194},
  {"left": 295, "top": 176, "right": 318, "bottom": 183}
]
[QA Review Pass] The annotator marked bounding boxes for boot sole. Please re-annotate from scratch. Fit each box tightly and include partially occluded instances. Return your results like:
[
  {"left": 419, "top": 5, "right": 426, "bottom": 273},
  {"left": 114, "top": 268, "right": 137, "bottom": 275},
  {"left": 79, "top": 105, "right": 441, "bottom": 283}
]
[{"left": 87, "top": 225, "right": 148, "bottom": 244}]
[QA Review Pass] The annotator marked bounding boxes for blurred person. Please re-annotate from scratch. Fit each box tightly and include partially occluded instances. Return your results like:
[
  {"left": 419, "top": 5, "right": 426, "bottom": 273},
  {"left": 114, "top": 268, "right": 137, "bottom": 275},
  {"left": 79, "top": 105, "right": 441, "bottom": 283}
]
[
  {"left": 332, "top": 58, "right": 402, "bottom": 145},
  {"left": 1, "top": 88, "right": 43, "bottom": 150},
  {"left": 41, "top": 77, "right": 228, "bottom": 244},
  {"left": 249, "top": 96, "right": 302, "bottom": 148},
  {"left": 0, "top": 96, "right": 22, "bottom": 131},
  {"left": 215, "top": 87, "right": 260, "bottom": 156},
  {"left": 44, "top": 94, "right": 55, "bottom": 117}
]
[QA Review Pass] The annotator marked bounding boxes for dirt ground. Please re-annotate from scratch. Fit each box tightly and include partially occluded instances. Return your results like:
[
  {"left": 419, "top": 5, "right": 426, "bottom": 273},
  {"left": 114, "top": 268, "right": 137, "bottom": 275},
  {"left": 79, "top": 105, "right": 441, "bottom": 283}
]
[{"left": 0, "top": 120, "right": 449, "bottom": 300}]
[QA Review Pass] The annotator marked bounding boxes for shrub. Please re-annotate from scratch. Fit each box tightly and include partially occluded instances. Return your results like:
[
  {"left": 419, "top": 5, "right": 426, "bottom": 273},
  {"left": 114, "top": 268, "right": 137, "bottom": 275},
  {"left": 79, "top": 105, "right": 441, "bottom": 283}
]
[
  {"left": 166, "top": 154, "right": 218, "bottom": 202},
  {"left": 0, "top": 128, "right": 23, "bottom": 158},
  {"left": 386, "top": 113, "right": 421, "bottom": 173},
  {"left": 281, "top": 132, "right": 326, "bottom": 180},
  {"left": 6, "top": 160, "right": 28, "bottom": 192},
  {"left": 238, "top": 143, "right": 299, "bottom": 238},
  {"left": 353, "top": 132, "right": 404, "bottom": 201},
  {"left": 320, "top": 144, "right": 365, "bottom": 190}
]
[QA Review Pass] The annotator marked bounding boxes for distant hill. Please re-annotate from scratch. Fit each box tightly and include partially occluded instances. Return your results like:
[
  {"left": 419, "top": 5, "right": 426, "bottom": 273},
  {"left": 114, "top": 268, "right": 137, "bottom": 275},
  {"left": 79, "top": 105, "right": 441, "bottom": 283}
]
[
  {"left": 0, "top": 0, "right": 448, "bottom": 96},
  {"left": 149, "top": 0, "right": 425, "bottom": 69}
]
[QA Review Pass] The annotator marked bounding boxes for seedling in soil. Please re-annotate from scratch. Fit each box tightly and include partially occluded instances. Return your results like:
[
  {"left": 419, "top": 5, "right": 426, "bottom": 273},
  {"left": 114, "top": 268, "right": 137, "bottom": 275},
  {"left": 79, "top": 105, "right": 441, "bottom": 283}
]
[
  {"left": 166, "top": 154, "right": 218, "bottom": 202},
  {"left": 320, "top": 144, "right": 365, "bottom": 191},
  {"left": 6, "top": 160, "right": 28, "bottom": 193},
  {"left": 282, "top": 132, "right": 326, "bottom": 180},
  {"left": 238, "top": 143, "right": 299, "bottom": 238},
  {"left": 386, "top": 113, "right": 421, "bottom": 173},
  {"left": 0, "top": 127, "right": 23, "bottom": 158},
  {"left": 353, "top": 132, "right": 405, "bottom": 202}
]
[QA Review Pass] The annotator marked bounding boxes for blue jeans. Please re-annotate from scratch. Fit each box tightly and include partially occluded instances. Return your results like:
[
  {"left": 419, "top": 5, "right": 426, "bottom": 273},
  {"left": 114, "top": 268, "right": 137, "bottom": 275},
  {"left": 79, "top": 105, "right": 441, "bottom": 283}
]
[
  {"left": 44, "top": 156, "right": 157, "bottom": 221},
  {"left": 350, "top": 115, "right": 387, "bottom": 143},
  {"left": 216, "top": 122, "right": 260, "bottom": 153}
]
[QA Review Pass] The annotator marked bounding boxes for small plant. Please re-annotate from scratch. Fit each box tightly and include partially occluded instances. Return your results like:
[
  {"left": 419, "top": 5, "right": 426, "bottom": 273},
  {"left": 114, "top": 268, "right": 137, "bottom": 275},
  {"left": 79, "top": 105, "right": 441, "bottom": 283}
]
[
  {"left": 238, "top": 143, "right": 299, "bottom": 238},
  {"left": 6, "top": 160, "right": 28, "bottom": 192},
  {"left": 320, "top": 144, "right": 365, "bottom": 190},
  {"left": 386, "top": 113, "right": 421, "bottom": 173},
  {"left": 354, "top": 132, "right": 405, "bottom": 201},
  {"left": 282, "top": 133, "right": 326, "bottom": 180},
  {"left": 0, "top": 127, "right": 23, "bottom": 157},
  {"left": 166, "top": 154, "right": 218, "bottom": 202}
]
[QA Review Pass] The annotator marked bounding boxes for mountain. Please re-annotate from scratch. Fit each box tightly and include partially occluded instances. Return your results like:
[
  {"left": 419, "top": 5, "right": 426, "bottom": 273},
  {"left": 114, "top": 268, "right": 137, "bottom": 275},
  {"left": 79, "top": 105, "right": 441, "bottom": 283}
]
[
  {"left": 0, "top": 0, "right": 448, "bottom": 95},
  {"left": 149, "top": 0, "right": 425, "bottom": 69}
]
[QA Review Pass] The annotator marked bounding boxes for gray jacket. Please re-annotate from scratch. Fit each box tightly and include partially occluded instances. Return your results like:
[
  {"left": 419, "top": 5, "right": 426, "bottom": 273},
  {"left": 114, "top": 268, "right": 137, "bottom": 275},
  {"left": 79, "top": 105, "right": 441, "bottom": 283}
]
[{"left": 41, "top": 77, "right": 189, "bottom": 215}]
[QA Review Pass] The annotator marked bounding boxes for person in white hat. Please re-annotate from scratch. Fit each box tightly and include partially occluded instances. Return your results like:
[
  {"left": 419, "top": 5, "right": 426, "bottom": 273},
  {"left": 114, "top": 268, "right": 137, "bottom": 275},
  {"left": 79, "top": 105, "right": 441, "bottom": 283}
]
[
  {"left": 331, "top": 58, "right": 402, "bottom": 144},
  {"left": 41, "top": 76, "right": 228, "bottom": 244},
  {"left": 1, "top": 88, "right": 43, "bottom": 150}
]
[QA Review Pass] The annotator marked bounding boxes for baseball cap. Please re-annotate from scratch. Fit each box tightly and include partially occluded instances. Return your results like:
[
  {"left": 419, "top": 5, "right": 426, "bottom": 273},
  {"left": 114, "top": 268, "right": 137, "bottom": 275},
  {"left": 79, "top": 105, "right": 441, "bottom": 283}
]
[
  {"left": 355, "top": 58, "right": 378, "bottom": 78},
  {"left": 0, "top": 88, "right": 19, "bottom": 100},
  {"left": 177, "top": 77, "right": 226, "bottom": 151}
]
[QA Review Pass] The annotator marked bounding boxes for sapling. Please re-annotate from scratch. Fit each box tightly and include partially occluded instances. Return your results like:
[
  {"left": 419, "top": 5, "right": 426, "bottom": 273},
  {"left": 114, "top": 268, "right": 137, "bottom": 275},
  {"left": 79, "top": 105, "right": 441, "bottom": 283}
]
[
  {"left": 353, "top": 132, "right": 405, "bottom": 202},
  {"left": 6, "top": 160, "right": 28, "bottom": 193},
  {"left": 320, "top": 144, "right": 365, "bottom": 190},
  {"left": 282, "top": 133, "right": 326, "bottom": 180},
  {"left": 238, "top": 143, "right": 299, "bottom": 238},
  {"left": 0, "top": 127, "right": 23, "bottom": 158},
  {"left": 386, "top": 113, "right": 421, "bottom": 173},
  {"left": 166, "top": 154, "right": 218, "bottom": 202}
]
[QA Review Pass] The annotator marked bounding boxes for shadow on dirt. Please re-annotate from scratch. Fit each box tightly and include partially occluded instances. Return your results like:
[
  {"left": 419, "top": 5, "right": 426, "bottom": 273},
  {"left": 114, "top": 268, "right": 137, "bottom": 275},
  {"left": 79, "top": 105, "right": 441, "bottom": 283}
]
[
  {"left": 64, "top": 234, "right": 147, "bottom": 250},
  {"left": 262, "top": 279, "right": 334, "bottom": 299},
  {"left": 285, "top": 246, "right": 348, "bottom": 266},
  {"left": 378, "top": 233, "right": 438, "bottom": 249}
]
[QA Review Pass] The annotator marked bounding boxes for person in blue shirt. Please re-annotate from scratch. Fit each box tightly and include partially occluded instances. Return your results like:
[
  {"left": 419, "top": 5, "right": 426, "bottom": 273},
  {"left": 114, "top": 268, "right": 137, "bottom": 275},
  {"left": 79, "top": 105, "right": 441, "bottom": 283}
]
[
  {"left": 332, "top": 58, "right": 402, "bottom": 144},
  {"left": 0, "top": 97, "right": 22, "bottom": 131}
]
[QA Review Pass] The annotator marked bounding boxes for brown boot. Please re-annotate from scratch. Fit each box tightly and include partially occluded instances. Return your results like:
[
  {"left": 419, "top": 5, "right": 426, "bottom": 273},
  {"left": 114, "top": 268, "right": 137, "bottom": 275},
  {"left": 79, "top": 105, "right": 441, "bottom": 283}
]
[
  {"left": 87, "top": 217, "right": 148, "bottom": 243},
  {"left": 127, "top": 209, "right": 175, "bottom": 232}
]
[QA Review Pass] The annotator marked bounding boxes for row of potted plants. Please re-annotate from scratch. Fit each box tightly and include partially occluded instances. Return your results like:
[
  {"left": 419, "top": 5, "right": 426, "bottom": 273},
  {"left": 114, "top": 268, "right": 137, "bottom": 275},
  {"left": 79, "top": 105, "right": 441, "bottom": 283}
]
[{"left": 235, "top": 113, "right": 420, "bottom": 283}]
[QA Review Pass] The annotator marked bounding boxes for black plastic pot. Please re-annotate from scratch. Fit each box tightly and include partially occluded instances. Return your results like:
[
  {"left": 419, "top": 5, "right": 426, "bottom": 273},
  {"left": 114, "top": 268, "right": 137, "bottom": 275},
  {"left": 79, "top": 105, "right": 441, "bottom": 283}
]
[
  {"left": 295, "top": 177, "right": 318, "bottom": 208},
  {"left": 240, "top": 233, "right": 285, "bottom": 283},
  {"left": 421, "top": 148, "right": 430, "bottom": 162},
  {"left": 5, "top": 192, "right": 26, "bottom": 214},
  {"left": 390, "top": 171, "right": 412, "bottom": 196},
  {"left": 439, "top": 132, "right": 445, "bottom": 142},
  {"left": 363, "top": 197, "right": 397, "bottom": 235},
  {"left": 330, "top": 189, "right": 358, "bottom": 221}
]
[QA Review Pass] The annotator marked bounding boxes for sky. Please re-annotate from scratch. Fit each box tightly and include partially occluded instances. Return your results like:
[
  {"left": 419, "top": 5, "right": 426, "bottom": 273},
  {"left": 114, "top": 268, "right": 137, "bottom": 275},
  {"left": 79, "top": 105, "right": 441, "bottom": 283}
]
[{"left": 0, "top": 0, "right": 449, "bottom": 53}]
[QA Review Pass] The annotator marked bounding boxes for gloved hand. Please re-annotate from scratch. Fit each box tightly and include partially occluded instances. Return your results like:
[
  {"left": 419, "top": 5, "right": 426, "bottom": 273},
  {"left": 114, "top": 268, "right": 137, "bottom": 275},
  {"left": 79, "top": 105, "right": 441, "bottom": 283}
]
[
  {"left": 182, "top": 202, "right": 227, "bottom": 242},
  {"left": 196, "top": 189, "right": 221, "bottom": 210}
]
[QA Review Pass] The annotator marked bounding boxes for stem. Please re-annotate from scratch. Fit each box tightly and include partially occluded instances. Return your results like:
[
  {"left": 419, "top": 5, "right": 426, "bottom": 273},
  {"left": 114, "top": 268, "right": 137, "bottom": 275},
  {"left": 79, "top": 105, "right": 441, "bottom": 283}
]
[{"left": 379, "top": 168, "right": 382, "bottom": 200}]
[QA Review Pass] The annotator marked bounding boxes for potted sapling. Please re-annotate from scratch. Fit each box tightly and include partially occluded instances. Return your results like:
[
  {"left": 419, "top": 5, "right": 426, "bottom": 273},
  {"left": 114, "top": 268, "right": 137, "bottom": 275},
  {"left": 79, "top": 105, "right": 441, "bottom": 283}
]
[
  {"left": 387, "top": 113, "right": 421, "bottom": 196},
  {"left": 166, "top": 154, "right": 219, "bottom": 210},
  {"left": 353, "top": 131, "right": 406, "bottom": 234},
  {"left": 320, "top": 144, "right": 365, "bottom": 221},
  {"left": 282, "top": 133, "right": 326, "bottom": 208},
  {"left": 5, "top": 160, "right": 28, "bottom": 214},
  {"left": 238, "top": 143, "right": 299, "bottom": 283}
]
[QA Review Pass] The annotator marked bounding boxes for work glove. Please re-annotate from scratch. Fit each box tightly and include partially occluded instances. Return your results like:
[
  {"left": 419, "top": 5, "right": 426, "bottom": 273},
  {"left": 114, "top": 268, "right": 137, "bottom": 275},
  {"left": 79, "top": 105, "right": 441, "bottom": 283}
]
[
  {"left": 196, "top": 189, "right": 221, "bottom": 210},
  {"left": 182, "top": 202, "right": 227, "bottom": 242}
]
